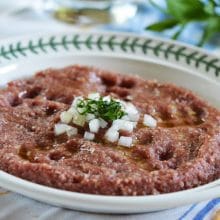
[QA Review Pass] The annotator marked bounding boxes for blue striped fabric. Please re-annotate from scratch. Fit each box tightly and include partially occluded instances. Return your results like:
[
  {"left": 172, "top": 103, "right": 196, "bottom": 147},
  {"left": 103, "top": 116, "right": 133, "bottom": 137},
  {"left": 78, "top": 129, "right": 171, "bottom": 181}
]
[
  {"left": 177, "top": 199, "right": 220, "bottom": 220},
  {"left": 193, "top": 199, "right": 220, "bottom": 220},
  {"left": 179, "top": 204, "right": 197, "bottom": 220}
]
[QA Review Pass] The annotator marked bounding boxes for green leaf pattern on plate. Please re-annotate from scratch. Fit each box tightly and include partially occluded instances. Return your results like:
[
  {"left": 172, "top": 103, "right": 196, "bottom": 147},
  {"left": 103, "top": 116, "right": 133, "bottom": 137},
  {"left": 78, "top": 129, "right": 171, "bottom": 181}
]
[{"left": 0, "top": 34, "right": 219, "bottom": 77}]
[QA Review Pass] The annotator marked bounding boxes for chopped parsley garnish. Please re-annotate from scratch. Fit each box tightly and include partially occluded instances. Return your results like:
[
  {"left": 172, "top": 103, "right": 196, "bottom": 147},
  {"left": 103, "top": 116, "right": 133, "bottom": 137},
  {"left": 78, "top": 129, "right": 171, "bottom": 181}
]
[{"left": 76, "top": 97, "right": 126, "bottom": 121}]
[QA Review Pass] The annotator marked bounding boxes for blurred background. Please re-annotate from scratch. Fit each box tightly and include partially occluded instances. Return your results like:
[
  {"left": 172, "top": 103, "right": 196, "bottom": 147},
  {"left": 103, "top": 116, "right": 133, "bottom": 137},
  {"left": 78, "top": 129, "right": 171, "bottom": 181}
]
[{"left": 0, "top": 0, "right": 220, "bottom": 52}]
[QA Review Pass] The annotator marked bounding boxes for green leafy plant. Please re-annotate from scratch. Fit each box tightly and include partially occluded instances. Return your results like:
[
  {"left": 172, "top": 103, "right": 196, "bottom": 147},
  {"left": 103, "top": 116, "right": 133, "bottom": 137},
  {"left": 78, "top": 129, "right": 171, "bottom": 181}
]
[{"left": 146, "top": 0, "right": 220, "bottom": 46}]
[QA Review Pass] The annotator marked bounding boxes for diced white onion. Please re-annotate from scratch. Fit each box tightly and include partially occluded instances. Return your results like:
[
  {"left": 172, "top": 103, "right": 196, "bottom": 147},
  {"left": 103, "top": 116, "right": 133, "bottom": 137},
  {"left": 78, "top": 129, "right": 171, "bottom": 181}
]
[
  {"left": 118, "top": 136, "right": 133, "bottom": 147},
  {"left": 121, "top": 115, "right": 130, "bottom": 121},
  {"left": 117, "top": 99, "right": 126, "bottom": 110},
  {"left": 127, "top": 112, "right": 139, "bottom": 122},
  {"left": 118, "top": 100, "right": 139, "bottom": 122},
  {"left": 70, "top": 98, "right": 86, "bottom": 117},
  {"left": 89, "top": 119, "right": 100, "bottom": 133},
  {"left": 122, "top": 116, "right": 138, "bottom": 126},
  {"left": 126, "top": 102, "right": 137, "bottom": 112},
  {"left": 99, "top": 118, "right": 108, "bottom": 128},
  {"left": 126, "top": 95, "right": 133, "bottom": 101},
  {"left": 103, "top": 95, "right": 111, "bottom": 103},
  {"left": 77, "top": 106, "right": 86, "bottom": 114},
  {"left": 86, "top": 113, "right": 95, "bottom": 122},
  {"left": 66, "top": 127, "right": 78, "bottom": 137},
  {"left": 132, "top": 122, "right": 137, "bottom": 128},
  {"left": 67, "top": 107, "right": 77, "bottom": 115},
  {"left": 112, "top": 119, "right": 134, "bottom": 132},
  {"left": 71, "top": 96, "right": 83, "bottom": 107},
  {"left": 60, "top": 111, "right": 73, "bottom": 124},
  {"left": 72, "top": 113, "right": 86, "bottom": 127},
  {"left": 54, "top": 124, "right": 73, "bottom": 136},
  {"left": 88, "top": 92, "right": 100, "bottom": 100},
  {"left": 105, "top": 129, "right": 119, "bottom": 143},
  {"left": 84, "top": 131, "right": 95, "bottom": 140},
  {"left": 122, "top": 121, "right": 134, "bottom": 132},
  {"left": 125, "top": 103, "right": 139, "bottom": 122},
  {"left": 111, "top": 120, "right": 121, "bottom": 131},
  {"left": 143, "top": 114, "right": 157, "bottom": 128}
]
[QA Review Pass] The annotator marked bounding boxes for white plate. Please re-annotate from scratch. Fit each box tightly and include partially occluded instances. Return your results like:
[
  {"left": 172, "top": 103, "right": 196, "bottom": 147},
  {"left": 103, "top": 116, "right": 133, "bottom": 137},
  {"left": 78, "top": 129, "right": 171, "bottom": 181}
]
[{"left": 0, "top": 31, "right": 219, "bottom": 213}]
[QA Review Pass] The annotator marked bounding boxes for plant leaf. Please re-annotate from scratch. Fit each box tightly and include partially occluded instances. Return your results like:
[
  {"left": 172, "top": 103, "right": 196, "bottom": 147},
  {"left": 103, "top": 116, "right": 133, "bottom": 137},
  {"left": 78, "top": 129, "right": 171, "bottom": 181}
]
[
  {"left": 166, "top": 0, "right": 208, "bottom": 22},
  {"left": 198, "top": 16, "right": 220, "bottom": 46},
  {"left": 146, "top": 18, "right": 178, "bottom": 31},
  {"left": 171, "top": 24, "right": 186, "bottom": 40},
  {"left": 204, "top": 0, "right": 216, "bottom": 15},
  {"left": 148, "top": 0, "right": 168, "bottom": 14}
]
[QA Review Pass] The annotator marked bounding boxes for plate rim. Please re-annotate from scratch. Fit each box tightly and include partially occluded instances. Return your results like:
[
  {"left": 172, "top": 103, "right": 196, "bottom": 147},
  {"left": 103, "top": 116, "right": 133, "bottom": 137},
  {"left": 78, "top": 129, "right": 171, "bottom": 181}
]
[
  {"left": 0, "top": 171, "right": 219, "bottom": 213},
  {"left": 0, "top": 30, "right": 219, "bottom": 83},
  {"left": 0, "top": 171, "right": 219, "bottom": 200},
  {"left": 0, "top": 29, "right": 220, "bottom": 60}
]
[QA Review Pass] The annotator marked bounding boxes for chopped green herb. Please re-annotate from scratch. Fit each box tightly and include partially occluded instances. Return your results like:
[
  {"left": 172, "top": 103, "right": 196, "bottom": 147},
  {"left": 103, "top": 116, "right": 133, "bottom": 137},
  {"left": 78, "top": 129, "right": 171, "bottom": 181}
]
[{"left": 76, "top": 97, "right": 126, "bottom": 121}]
